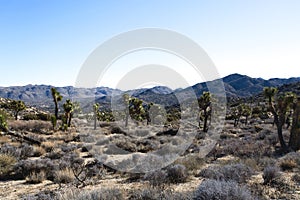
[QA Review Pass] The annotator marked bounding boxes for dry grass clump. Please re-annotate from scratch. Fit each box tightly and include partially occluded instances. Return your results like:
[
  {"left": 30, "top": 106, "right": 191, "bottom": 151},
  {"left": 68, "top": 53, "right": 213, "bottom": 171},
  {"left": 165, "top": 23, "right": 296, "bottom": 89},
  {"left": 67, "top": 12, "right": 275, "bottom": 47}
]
[
  {"left": 26, "top": 170, "right": 46, "bottom": 184},
  {"left": 263, "top": 165, "right": 281, "bottom": 184},
  {"left": 0, "top": 153, "right": 16, "bottom": 176},
  {"left": 8, "top": 120, "right": 52, "bottom": 132},
  {"left": 41, "top": 141, "right": 56, "bottom": 152},
  {"left": 32, "top": 146, "right": 46, "bottom": 157},
  {"left": 54, "top": 168, "right": 75, "bottom": 185}
]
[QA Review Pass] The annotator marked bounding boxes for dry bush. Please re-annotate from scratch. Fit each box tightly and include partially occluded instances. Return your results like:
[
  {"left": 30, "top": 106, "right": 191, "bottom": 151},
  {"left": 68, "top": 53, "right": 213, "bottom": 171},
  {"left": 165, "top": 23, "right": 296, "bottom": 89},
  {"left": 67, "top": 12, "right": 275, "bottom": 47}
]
[
  {"left": 0, "top": 153, "right": 16, "bottom": 176},
  {"left": 166, "top": 164, "right": 188, "bottom": 184},
  {"left": 194, "top": 180, "right": 255, "bottom": 200},
  {"left": 54, "top": 168, "right": 75, "bottom": 185},
  {"left": 292, "top": 174, "right": 300, "bottom": 184},
  {"left": 199, "top": 163, "right": 254, "bottom": 183},
  {"left": 26, "top": 170, "right": 46, "bottom": 184},
  {"left": 175, "top": 154, "right": 205, "bottom": 172},
  {"left": 14, "top": 158, "right": 57, "bottom": 180},
  {"left": 144, "top": 169, "right": 168, "bottom": 188},
  {"left": 8, "top": 120, "right": 52, "bottom": 132},
  {"left": 57, "top": 187, "right": 126, "bottom": 200},
  {"left": 279, "top": 159, "right": 297, "bottom": 171},
  {"left": 33, "top": 146, "right": 46, "bottom": 157},
  {"left": 41, "top": 141, "right": 55, "bottom": 152},
  {"left": 129, "top": 187, "right": 192, "bottom": 200},
  {"left": 263, "top": 165, "right": 280, "bottom": 184}
]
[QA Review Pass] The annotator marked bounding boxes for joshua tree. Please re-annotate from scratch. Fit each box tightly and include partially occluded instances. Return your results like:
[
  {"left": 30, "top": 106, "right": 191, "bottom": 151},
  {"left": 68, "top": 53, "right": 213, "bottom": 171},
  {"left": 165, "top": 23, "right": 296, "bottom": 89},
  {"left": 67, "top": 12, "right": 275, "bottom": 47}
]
[
  {"left": 93, "top": 103, "right": 99, "bottom": 130},
  {"left": 242, "top": 104, "right": 252, "bottom": 125},
  {"left": 63, "top": 99, "right": 74, "bottom": 127},
  {"left": 198, "top": 91, "right": 211, "bottom": 132},
  {"left": 8, "top": 100, "right": 26, "bottom": 120},
  {"left": 51, "top": 88, "right": 62, "bottom": 119},
  {"left": 289, "top": 97, "right": 300, "bottom": 151},
  {"left": 123, "top": 94, "right": 130, "bottom": 127},
  {"left": 264, "top": 87, "right": 296, "bottom": 151},
  {"left": 129, "top": 97, "right": 145, "bottom": 124},
  {"left": 0, "top": 114, "right": 7, "bottom": 131}
]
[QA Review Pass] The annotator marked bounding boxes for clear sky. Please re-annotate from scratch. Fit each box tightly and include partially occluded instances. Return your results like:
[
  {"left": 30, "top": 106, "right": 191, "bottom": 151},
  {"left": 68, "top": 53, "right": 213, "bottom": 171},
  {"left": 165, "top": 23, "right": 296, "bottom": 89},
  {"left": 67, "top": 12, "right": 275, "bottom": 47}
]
[{"left": 0, "top": 0, "right": 300, "bottom": 89}]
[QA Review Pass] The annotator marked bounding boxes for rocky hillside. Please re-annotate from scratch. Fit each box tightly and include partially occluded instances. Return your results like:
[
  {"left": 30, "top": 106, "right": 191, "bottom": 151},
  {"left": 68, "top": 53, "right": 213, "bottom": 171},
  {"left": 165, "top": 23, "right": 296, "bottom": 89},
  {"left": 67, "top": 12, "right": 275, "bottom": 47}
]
[{"left": 0, "top": 74, "right": 299, "bottom": 110}]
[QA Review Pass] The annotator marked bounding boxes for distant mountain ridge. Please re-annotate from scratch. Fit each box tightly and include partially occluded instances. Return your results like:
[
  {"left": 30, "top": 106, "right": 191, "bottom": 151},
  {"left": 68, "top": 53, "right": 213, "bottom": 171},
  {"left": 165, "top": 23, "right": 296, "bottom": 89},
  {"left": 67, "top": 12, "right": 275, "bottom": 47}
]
[{"left": 0, "top": 74, "right": 299, "bottom": 110}]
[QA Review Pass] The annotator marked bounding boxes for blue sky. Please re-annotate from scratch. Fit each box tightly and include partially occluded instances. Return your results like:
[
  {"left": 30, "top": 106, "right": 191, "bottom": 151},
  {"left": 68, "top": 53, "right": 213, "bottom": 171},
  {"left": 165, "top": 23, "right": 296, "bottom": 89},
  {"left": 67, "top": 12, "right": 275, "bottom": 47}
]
[{"left": 0, "top": 0, "right": 300, "bottom": 88}]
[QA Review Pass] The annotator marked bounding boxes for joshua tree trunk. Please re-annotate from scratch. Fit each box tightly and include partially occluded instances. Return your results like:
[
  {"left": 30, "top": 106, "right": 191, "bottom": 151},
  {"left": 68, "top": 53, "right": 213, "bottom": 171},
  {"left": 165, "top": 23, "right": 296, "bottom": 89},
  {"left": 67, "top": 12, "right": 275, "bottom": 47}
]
[
  {"left": 289, "top": 98, "right": 300, "bottom": 151},
  {"left": 68, "top": 113, "right": 72, "bottom": 127},
  {"left": 54, "top": 100, "right": 58, "bottom": 119},
  {"left": 274, "top": 113, "right": 288, "bottom": 151},
  {"left": 94, "top": 110, "right": 97, "bottom": 130},
  {"left": 203, "top": 111, "right": 209, "bottom": 132}
]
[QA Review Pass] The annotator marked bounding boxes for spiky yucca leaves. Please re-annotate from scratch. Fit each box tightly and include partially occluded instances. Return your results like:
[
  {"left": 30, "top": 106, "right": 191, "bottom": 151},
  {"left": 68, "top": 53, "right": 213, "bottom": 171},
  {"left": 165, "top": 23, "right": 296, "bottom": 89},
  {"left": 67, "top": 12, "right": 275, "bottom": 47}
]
[{"left": 123, "top": 94, "right": 130, "bottom": 127}]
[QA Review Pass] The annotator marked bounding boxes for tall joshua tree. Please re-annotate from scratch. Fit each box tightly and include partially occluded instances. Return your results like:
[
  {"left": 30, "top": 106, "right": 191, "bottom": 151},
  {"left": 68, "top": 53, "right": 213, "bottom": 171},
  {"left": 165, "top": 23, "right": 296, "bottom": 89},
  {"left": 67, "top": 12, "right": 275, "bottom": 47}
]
[
  {"left": 264, "top": 87, "right": 296, "bottom": 151},
  {"left": 51, "top": 87, "right": 62, "bottom": 119},
  {"left": 198, "top": 91, "right": 211, "bottom": 132},
  {"left": 289, "top": 97, "right": 300, "bottom": 151},
  {"left": 63, "top": 99, "right": 74, "bottom": 127},
  {"left": 123, "top": 94, "right": 130, "bottom": 127},
  {"left": 93, "top": 103, "right": 99, "bottom": 130},
  {"left": 8, "top": 100, "right": 26, "bottom": 120}
]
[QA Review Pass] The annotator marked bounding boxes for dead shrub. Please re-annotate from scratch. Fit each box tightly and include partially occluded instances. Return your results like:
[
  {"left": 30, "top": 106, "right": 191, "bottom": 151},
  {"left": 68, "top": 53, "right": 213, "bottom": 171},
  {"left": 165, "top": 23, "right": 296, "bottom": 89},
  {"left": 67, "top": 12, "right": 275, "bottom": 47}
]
[
  {"left": 26, "top": 170, "right": 46, "bottom": 184},
  {"left": 0, "top": 153, "right": 16, "bottom": 176}
]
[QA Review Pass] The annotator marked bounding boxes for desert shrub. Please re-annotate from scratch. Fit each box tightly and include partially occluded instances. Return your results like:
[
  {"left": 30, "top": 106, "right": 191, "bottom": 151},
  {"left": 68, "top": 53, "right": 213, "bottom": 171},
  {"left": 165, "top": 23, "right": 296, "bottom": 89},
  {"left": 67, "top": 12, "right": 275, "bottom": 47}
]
[
  {"left": 129, "top": 187, "right": 192, "bottom": 200},
  {"left": 21, "top": 190, "right": 55, "bottom": 200},
  {"left": 292, "top": 174, "right": 300, "bottom": 184},
  {"left": 166, "top": 164, "right": 188, "bottom": 184},
  {"left": 175, "top": 154, "right": 205, "bottom": 172},
  {"left": 193, "top": 180, "right": 255, "bottom": 200},
  {"left": 217, "top": 138, "right": 272, "bottom": 159},
  {"left": 199, "top": 163, "right": 254, "bottom": 183},
  {"left": 45, "top": 150, "right": 63, "bottom": 159},
  {"left": 54, "top": 168, "right": 75, "bottom": 185},
  {"left": 18, "top": 143, "right": 34, "bottom": 159},
  {"left": 0, "top": 153, "right": 16, "bottom": 176},
  {"left": 144, "top": 169, "right": 168, "bottom": 188},
  {"left": 114, "top": 138, "right": 137, "bottom": 152},
  {"left": 279, "top": 158, "right": 297, "bottom": 171},
  {"left": 257, "top": 157, "right": 276, "bottom": 169},
  {"left": 0, "top": 143, "right": 20, "bottom": 158},
  {"left": 0, "top": 143, "right": 34, "bottom": 159},
  {"left": 32, "top": 146, "right": 46, "bottom": 157},
  {"left": 9, "top": 120, "right": 52, "bottom": 132},
  {"left": 60, "top": 143, "right": 78, "bottom": 153},
  {"left": 14, "top": 158, "right": 57, "bottom": 180},
  {"left": 263, "top": 165, "right": 280, "bottom": 184},
  {"left": 26, "top": 170, "right": 46, "bottom": 184},
  {"left": 57, "top": 188, "right": 125, "bottom": 200},
  {"left": 23, "top": 114, "right": 38, "bottom": 120},
  {"left": 41, "top": 141, "right": 55, "bottom": 152}
]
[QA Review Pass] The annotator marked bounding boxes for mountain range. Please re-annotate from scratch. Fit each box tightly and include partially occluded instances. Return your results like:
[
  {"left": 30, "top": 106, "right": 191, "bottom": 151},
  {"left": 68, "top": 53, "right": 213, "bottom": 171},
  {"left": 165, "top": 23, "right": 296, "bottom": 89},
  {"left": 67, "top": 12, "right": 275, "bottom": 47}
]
[{"left": 0, "top": 73, "right": 299, "bottom": 111}]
